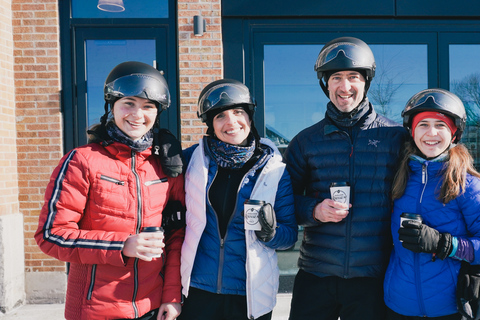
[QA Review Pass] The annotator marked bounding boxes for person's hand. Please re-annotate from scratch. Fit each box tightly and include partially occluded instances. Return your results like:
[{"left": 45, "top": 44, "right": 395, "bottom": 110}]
[
  {"left": 255, "top": 203, "right": 277, "bottom": 242},
  {"left": 313, "top": 199, "right": 350, "bottom": 223},
  {"left": 157, "top": 302, "right": 181, "bottom": 320},
  {"left": 398, "top": 220, "right": 452, "bottom": 259},
  {"left": 122, "top": 232, "right": 165, "bottom": 262},
  {"left": 457, "top": 262, "right": 480, "bottom": 320}
]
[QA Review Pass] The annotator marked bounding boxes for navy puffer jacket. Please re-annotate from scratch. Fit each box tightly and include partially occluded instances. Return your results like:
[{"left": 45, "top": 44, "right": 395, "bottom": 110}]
[{"left": 285, "top": 103, "right": 407, "bottom": 279}]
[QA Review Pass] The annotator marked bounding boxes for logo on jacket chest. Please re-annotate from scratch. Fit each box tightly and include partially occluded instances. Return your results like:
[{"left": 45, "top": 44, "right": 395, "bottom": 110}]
[{"left": 368, "top": 139, "right": 380, "bottom": 147}]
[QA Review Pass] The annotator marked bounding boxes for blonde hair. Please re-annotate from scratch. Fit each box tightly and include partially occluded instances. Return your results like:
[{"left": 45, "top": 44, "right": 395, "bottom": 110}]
[{"left": 392, "top": 140, "right": 480, "bottom": 204}]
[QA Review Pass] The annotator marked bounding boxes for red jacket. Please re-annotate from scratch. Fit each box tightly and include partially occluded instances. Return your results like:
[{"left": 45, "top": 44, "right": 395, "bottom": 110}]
[{"left": 35, "top": 142, "right": 185, "bottom": 320}]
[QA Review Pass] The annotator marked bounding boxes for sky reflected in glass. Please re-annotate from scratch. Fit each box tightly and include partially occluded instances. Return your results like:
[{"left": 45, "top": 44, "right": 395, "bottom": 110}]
[
  {"left": 86, "top": 39, "right": 156, "bottom": 127},
  {"left": 449, "top": 44, "right": 480, "bottom": 168},
  {"left": 264, "top": 44, "right": 428, "bottom": 147}
]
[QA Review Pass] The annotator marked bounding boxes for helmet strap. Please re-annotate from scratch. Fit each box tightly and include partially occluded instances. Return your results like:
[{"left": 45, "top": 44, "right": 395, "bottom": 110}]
[{"left": 319, "top": 80, "right": 329, "bottom": 97}]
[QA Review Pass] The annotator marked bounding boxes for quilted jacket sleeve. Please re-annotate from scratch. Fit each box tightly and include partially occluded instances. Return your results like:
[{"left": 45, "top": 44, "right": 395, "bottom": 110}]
[
  {"left": 262, "top": 168, "right": 298, "bottom": 250},
  {"left": 35, "top": 149, "right": 129, "bottom": 267},
  {"left": 284, "top": 134, "right": 322, "bottom": 228},
  {"left": 458, "top": 176, "right": 480, "bottom": 265}
]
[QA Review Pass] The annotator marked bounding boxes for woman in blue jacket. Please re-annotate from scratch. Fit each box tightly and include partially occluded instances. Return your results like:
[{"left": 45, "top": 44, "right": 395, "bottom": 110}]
[
  {"left": 384, "top": 88, "right": 480, "bottom": 319},
  {"left": 178, "top": 79, "right": 298, "bottom": 320}
]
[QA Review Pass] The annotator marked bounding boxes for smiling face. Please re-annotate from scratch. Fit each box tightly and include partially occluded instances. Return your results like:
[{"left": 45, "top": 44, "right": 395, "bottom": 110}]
[
  {"left": 212, "top": 108, "right": 252, "bottom": 146},
  {"left": 414, "top": 118, "right": 453, "bottom": 158},
  {"left": 327, "top": 70, "right": 366, "bottom": 113},
  {"left": 113, "top": 96, "right": 158, "bottom": 140}
]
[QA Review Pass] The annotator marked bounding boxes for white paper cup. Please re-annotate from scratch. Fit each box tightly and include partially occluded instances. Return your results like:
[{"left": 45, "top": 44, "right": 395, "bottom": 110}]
[
  {"left": 243, "top": 199, "right": 265, "bottom": 231},
  {"left": 330, "top": 182, "right": 350, "bottom": 204},
  {"left": 141, "top": 226, "right": 164, "bottom": 258}
]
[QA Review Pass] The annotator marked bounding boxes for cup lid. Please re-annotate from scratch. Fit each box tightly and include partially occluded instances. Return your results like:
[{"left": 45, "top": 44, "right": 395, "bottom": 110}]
[
  {"left": 244, "top": 199, "right": 266, "bottom": 205},
  {"left": 330, "top": 182, "right": 350, "bottom": 187},
  {"left": 142, "top": 226, "right": 164, "bottom": 232},
  {"left": 400, "top": 213, "right": 422, "bottom": 220}
]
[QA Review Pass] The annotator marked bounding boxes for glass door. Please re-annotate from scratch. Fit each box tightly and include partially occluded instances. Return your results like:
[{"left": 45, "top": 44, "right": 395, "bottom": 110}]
[
  {"left": 72, "top": 27, "right": 173, "bottom": 147},
  {"left": 252, "top": 32, "right": 436, "bottom": 152}
]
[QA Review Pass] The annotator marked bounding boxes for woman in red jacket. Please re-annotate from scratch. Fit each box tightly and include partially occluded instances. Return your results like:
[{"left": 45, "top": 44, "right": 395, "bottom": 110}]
[{"left": 35, "top": 61, "right": 185, "bottom": 320}]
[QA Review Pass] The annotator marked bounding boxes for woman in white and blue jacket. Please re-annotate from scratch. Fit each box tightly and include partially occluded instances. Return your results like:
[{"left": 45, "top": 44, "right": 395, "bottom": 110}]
[
  {"left": 178, "top": 79, "right": 298, "bottom": 320},
  {"left": 384, "top": 88, "right": 480, "bottom": 320}
]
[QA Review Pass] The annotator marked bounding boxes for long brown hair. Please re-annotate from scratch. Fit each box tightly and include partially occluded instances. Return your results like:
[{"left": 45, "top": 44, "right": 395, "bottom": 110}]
[{"left": 392, "top": 139, "right": 480, "bottom": 204}]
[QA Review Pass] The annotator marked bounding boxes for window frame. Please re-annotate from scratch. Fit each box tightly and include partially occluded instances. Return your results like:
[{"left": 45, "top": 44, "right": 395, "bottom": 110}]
[{"left": 59, "top": 0, "right": 178, "bottom": 152}]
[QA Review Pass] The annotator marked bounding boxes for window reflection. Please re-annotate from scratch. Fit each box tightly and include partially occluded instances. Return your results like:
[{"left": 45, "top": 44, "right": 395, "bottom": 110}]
[
  {"left": 85, "top": 40, "right": 156, "bottom": 127},
  {"left": 72, "top": 0, "right": 168, "bottom": 18},
  {"left": 264, "top": 44, "right": 428, "bottom": 149},
  {"left": 450, "top": 45, "right": 480, "bottom": 169}
]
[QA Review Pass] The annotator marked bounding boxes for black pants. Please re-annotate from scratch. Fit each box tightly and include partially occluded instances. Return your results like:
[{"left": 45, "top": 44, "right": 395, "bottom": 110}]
[
  {"left": 289, "top": 269, "right": 386, "bottom": 320},
  {"left": 178, "top": 287, "right": 273, "bottom": 320},
  {"left": 386, "top": 307, "right": 462, "bottom": 320}
]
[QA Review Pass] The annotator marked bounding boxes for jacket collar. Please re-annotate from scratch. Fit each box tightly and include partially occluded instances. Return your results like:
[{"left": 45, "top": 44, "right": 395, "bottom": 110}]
[{"left": 324, "top": 101, "right": 377, "bottom": 135}]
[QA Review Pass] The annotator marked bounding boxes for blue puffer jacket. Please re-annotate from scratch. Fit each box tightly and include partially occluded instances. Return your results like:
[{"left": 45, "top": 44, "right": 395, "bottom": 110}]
[
  {"left": 284, "top": 104, "right": 407, "bottom": 279},
  {"left": 182, "top": 139, "right": 297, "bottom": 295},
  {"left": 384, "top": 157, "right": 480, "bottom": 317}
]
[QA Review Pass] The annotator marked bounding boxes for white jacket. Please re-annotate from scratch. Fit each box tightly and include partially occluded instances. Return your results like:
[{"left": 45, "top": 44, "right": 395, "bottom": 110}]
[{"left": 181, "top": 138, "right": 284, "bottom": 319}]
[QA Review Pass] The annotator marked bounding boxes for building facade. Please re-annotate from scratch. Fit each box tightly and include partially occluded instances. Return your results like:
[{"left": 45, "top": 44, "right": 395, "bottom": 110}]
[{"left": 1, "top": 0, "right": 480, "bottom": 311}]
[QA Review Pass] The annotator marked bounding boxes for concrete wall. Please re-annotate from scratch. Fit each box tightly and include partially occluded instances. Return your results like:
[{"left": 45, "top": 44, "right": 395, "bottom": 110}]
[{"left": 0, "top": 0, "right": 24, "bottom": 313}]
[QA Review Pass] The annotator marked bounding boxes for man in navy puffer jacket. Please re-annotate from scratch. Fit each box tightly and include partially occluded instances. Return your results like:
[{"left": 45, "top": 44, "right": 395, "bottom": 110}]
[{"left": 285, "top": 37, "right": 407, "bottom": 320}]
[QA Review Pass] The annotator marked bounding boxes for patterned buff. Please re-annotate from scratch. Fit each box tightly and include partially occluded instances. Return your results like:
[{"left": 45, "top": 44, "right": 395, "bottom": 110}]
[
  {"left": 106, "top": 121, "right": 153, "bottom": 152},
  {"left": 206, "top": 134, "right": 256, "bottom": 169}
]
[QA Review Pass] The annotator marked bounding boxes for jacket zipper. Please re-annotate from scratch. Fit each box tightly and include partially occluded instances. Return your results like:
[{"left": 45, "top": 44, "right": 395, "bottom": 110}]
[
  {"left": 416, "top": 162, "right": 428, "bottom": 316},
  {"left": 207, "top": 162, "right": 258, "bottom": 294},
  {"left": 145, "top": 177, "right": 168, "bottom": 186},
  {"left": 131, "top": 150, "right": 142, "bottom": 318},
  {"left": 100, "top": 174, "right": 125, "bottom": 185},
  {"left": 205, "top": 168, "right": 226, "bottom": 293},
  {"left": 86, "top": 264, "right": 97, "bottom": 300},
  {"left": 344, "top": 129, "right": 354, "bottom": 278}
]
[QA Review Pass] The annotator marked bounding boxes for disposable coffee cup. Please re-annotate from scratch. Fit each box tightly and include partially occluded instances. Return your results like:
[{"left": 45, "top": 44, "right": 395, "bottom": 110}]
[
  {"left": 330, "top": 182, "right": 350, "bottom": 204},
  {"left": 243, "top": 199, "right": 265, "bottom": 231},
  {"left": 141, "top": 226, "right": 164, "bottom": 258},
  {"left": 400, "top": 213, "right": 422, "bottom": 227}
]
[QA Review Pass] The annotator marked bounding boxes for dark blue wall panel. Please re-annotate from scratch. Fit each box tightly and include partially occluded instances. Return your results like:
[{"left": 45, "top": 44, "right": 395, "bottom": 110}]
[{"left": 222, "top": 0, "right": 394, "bottom": 17}]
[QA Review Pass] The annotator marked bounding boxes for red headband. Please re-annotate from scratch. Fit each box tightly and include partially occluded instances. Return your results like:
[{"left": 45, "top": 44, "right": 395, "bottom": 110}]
[{"left": 411, "top": 111, "right": 457, "bottom": 139}]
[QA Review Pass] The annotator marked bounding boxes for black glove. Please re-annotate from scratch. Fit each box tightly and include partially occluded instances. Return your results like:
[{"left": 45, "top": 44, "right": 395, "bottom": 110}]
[
  {"left": 398, "top": 220, "right": 452, "bottom": 260},
  {"left": 153, "top": 128, "right": 184, "bottom": 178},
  {"left": 457, "top": 262, "right": 480, "bottom": 320},
  {"left": 255, "top": 203, "right": 277, "bottom": 242},
  {"left": 161, "top": 200, "right": 186, "bottom": 234}
]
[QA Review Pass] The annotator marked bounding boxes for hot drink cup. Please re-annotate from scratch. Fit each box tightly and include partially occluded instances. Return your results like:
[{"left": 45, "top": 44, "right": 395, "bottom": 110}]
[
  {"left": 141, "top": 226, "right": 164, "bottom": 258},
  {"left": 330, "top": 182, "right": 350, "bottom": 205},
  {"left": 243, "top": 199, "right": 265, "bottom": 231}
]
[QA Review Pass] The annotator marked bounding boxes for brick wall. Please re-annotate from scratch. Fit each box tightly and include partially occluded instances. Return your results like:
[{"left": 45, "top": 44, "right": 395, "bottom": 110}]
[
  {"left": 12, "top": 0, "right": 63, "bottom": 273},
  {"left": 0, "top": 1, "right": 17, "bottom": 219},
  {"left": 7, "top": 0, "right": 223, "bottom": 295},
  {"left": 178, "top": 0, "right": 223, "bottom": 147}
]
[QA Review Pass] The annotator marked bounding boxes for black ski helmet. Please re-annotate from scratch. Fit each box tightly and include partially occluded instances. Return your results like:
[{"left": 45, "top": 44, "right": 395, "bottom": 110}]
[
  {"left": 314, "top": 37, "right": 376, "bottom": 97},
  {"left": 197, "top": 79, "right": 256, "bottom": 123},
  {"left": 402, "top": 88, "right": 466, "bottom": 143},
  {"left": 104, "top": 61, "right": 170, "bottom": 111}
]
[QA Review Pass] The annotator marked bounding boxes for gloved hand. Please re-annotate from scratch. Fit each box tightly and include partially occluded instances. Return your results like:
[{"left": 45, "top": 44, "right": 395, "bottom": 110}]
[
  {"left": 161, "top": 200, "right": 186, "bottom": 234},
  {"left": 398, "top": 220, "right": 452, "bottom": 260},
  {"left": 255, "top": 203, "right": 277, "bottom": 242},
  {"left": 457, "top": 262, "right": 480, "bottom": 320},
  {"left": 153, "top": 128, "right": 184, "bottom": 178}
]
